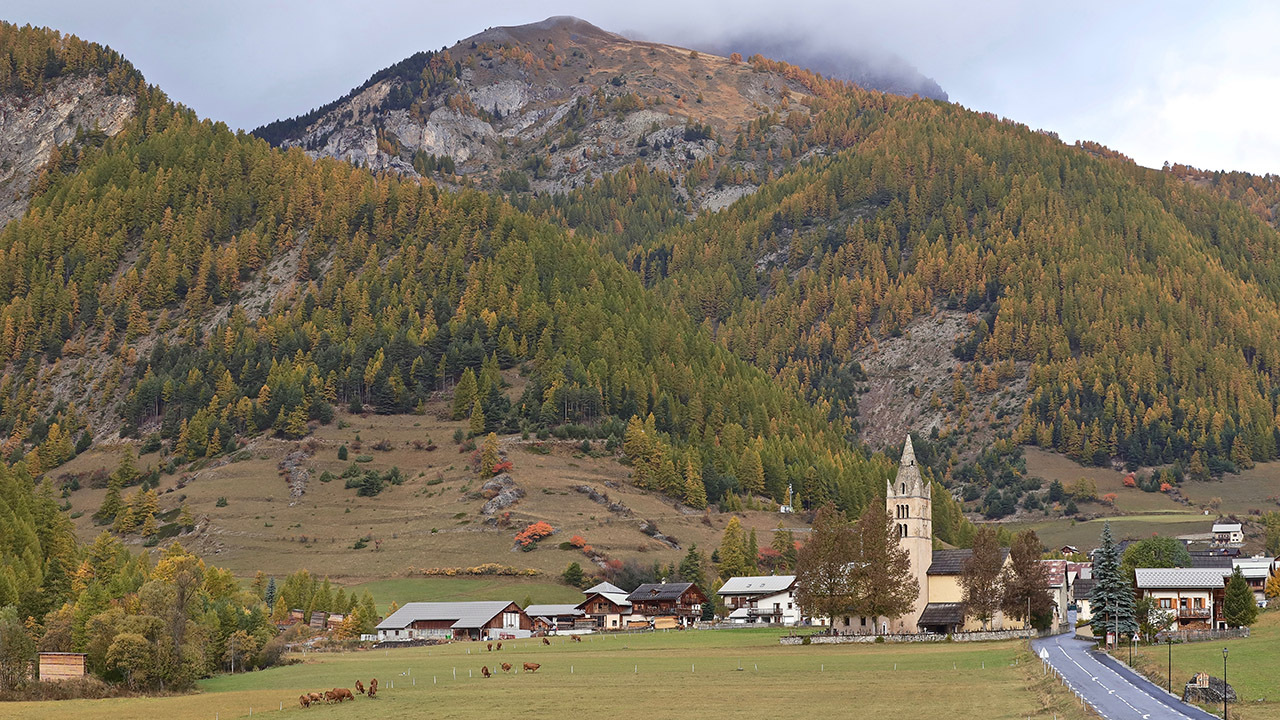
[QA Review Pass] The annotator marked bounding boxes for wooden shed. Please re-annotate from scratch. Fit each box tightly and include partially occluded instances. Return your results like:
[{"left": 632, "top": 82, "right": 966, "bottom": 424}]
[{"left": 39, "top": 652, "right": 86, "bottom": 681}]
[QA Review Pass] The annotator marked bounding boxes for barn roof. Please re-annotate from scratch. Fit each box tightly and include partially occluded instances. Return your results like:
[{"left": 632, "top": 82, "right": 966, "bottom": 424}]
[
  {"left": 578, "top": 591, "right": 632, "bottom": 610},
  {"left": 1074, "top": 577, "right": 1096, "bottom": 597},
  {"left": 918, "top": 603, "right": 966, "bottom": 625},
  {"left": 717, "top": 575, "right": 795, "bottom": 596},
  {"left": 928, "top": 548, "right": 1008, "bottom": 575},
  {"left": 375, "top": 601, "right": 519, "bottom": 630},
  {"left": 583, "top": 581, "right": 627, "bottom": 595},
  {"left": 1212, "top": 523, "right": 1242, "bottom": 533},
  {"left": 627, "top": 582, "right": 697, "bottom": 602},
  {"left": 1134, "top": 568, "right": 1230, "bottom": 590},
  {"left": 523, "top": 604, "right": 584, "bottom": 619}
]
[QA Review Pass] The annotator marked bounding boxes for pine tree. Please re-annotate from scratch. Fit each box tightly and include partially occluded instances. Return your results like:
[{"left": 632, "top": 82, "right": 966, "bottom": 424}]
[
  {"left": 746, "top": 528, "right": 759, "bottom": 573},
  {"left": 271, "top": 594, "right": 288, "bottom": 623},
  {"left": 1090, "top": 522, "right": 1138, "bottom": 639},
  {"left": 480, "top": 432, "right": 500, "bottom": 477},
  {"left": 264, "top": 577, "right": 277, "bottom": 608},
  {"left": 178, "top": 504, "right": 194, "bottom": 530},
  {"left": 739, "top": 447, "right": 764, "bottom": 496},
  {"left": 1223, "top": 567, "right": 1258, "bottom": 627},
  {"left": 468, "top": 398, "right": 485, "bottom": 437},
  {"left": 452, "top": 368, "right": 477, "bottom": 419},
  {"left": 683, "top": 458, "right": 707, "bottom": 509},
  {"left": 95, "top": 476, "right": 124, "bottom": 525}
]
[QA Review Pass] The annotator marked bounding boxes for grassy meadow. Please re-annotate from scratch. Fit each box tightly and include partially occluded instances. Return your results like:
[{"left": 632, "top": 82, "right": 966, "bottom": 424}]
[
  {"left": 344, "top": 577, "right": 583, "bottom": 615},
  {"left": 1, "top": 629, "right": 1092, "bottom": 720},
  {"left": 1127, "top": 611, "right": 1280, "bottom": 720}
]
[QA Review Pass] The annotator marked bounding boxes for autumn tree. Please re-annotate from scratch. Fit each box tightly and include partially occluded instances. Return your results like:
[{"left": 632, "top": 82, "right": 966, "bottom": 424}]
[
  {"left": 795, "top": 503, "right": 855, "bottom": 626},
  {"left": 1000, "top": 530, "right": 1053, "bottom": 628},
  {"left": 480, "top": 432, "right": 500, "bottom": 477},
  {"left": 849, "top": 499, "right": 918, "bottom": 624},
  {"left": 961, "top": 526, "right": 1004, "bottom": 630}
]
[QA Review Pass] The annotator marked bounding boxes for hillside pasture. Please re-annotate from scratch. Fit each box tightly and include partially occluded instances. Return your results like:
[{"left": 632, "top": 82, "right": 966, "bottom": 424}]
[{"left": 3, "top": 629, "right": 1090, "bottom": 720}]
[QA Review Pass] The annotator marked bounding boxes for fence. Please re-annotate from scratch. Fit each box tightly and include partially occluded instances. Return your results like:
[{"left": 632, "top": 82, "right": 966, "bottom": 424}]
[
  {"left": 780, "top": 628, "right": 1036, "bottom": 645},
  {"left": 1160, "top": 626, "right": 1249, "bottom": 643}
]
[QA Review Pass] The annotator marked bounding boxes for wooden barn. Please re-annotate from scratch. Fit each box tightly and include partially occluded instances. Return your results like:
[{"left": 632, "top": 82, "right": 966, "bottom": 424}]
[
  {"left": 375, "top": 601, "right": 531, "bottom": 641},
  {"left": 626, "top": 583, "right": 707, "bottom": 627},
  {"left": 38, "top": 652, "right": 86, "bottom": 681}
]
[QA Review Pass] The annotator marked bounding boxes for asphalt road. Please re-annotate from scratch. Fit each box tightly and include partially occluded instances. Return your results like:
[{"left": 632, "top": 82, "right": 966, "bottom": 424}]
[{"left": 1030, "top": 632, "right": 1221, "bottom": 720}]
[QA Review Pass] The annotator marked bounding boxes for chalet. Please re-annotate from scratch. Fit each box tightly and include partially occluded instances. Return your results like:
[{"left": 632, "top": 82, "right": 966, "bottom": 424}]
[
  {"left": 524, "top": 604, "right": 585, "bottom": 633},
  {"left": 717, "top": 575, "right": 802, "bottom": 626},
  {"left": 1039, "top": 560, "right": 1074, "bottom": 625},
  {"left": 1232, "top": 556, "right": 1277, "bottom": 606},
  {"left": 1059, "top": 545, "right": 1080, "bottom": 556},
  {"left": 375, "top": 601, "right": 531, "bottom": 641},
  {"left": 38, "top": 652, "right": 86, "bottom": 681},
  {"left": 626, "top": 582, "right": 707, "bottom": 627},
  {"left": 1212, "top": 522, "right": 1244, "bottom": 546},
  {"left": 577, "top": 582, "right": 635, "bottom": 630},
  {"left": 1134, "top": 568, "right": 1230, "bottom": 630}
]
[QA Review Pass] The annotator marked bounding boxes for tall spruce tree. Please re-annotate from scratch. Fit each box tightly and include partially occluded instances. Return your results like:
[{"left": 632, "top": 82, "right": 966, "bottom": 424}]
[
  {"left": 1090, "top": 522, "right": 1138, "bottom": 639},
  {"left": 1222, "top": 567, "right": 1258, "bottom": 628}
]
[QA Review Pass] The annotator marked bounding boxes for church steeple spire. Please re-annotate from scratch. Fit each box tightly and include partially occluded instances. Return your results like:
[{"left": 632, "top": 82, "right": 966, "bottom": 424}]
[{"left": 889, "top": 434, "right": 929, "bottom": 498}]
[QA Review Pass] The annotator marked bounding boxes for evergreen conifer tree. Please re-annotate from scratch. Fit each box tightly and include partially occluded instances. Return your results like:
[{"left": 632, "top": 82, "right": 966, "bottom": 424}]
[
  {"left": 1223, "top": 567, "right": 1258, "bottom": 627},
  {"left": 1090, "top": 522, "right": 1138, "bottom": 639}
]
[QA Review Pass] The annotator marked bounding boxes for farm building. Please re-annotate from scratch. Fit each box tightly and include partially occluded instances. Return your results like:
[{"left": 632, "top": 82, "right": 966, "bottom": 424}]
[
  {"left": 626, "top": 582, "right": 707, "bottom": 627},
  {"left": 1212, "top": 522, "right": 1244, "bottom": 546},
  {"left": 524, "top": 604, "right": 585, "bottom": 633},
  {"left": 38, "top": 652, "right": 86, "bottom": 681},
  {"left": 717, "top": 575, "right": 803, "bottom": 625},
  {"left": 375, "top": 601, "right": 531, "bottom": 641},
  {"left": 577, "top": 582, "right": 635, "bottom": 629},
  {"left": 1232, "top": 555, "right": 1277, "bottom": 606}
]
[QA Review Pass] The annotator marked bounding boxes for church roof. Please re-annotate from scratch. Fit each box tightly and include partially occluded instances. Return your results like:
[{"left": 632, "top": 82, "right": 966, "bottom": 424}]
[
  {"left": 928, "top": 548, "right": 1009, "bottom": 575},
  {"left": 889, "top": 435, "right": 929, "bottom": 498},
  {"left": 918, "top": 602, "right": 966, "bottom": 625}
]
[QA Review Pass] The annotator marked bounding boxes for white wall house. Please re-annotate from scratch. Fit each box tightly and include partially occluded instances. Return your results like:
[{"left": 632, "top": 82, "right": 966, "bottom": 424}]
[
  {"left": 717, "top": 575, "right": 804, "bottom": 626},
  {"left": 1212, "top": 523, "right": 1244, "bottom": 546}
]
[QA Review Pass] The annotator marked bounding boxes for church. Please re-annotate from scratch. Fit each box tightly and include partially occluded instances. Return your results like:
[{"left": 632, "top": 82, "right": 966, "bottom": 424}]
[{"left": 834, "top": 435, "right": 1025, "bottom": 635}]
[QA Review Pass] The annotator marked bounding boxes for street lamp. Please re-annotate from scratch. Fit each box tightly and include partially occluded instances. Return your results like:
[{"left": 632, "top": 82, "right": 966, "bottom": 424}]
[
  {"left": 1222, "top": 647, "right": 1229, "bottom": 720},
  {"left": 1167, "top": 635, "right": 1173, "bottom": 694}
]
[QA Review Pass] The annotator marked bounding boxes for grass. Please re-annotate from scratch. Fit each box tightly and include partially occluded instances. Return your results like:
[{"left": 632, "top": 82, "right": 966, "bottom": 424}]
[
  {"left": 1126, "top": 610, "right": 1280, "bottom": 719},
  {"left": 345, "top": 577, "right": 584, "bottom": 615},
  {"left": 4, "top": 629, "right": 1093, "bottom": 720}
]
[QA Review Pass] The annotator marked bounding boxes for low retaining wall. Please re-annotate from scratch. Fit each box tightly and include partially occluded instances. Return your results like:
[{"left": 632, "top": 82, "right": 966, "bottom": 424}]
[
  {"left": 780, "top": 629, "right": 1035, "bottom": 645},
  {"left": 1160, "top": 627, "right": 1249, "bottom": 643}
]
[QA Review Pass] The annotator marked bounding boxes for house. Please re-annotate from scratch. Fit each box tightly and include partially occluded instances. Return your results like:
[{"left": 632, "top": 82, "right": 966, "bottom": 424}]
[
  {"left": 577, "top": 581, "right": 636, "bottom": 630},
  {"left": 1073, "top": 575, "right": 1095, "bottom": 622},
  {"left": 625, "top": 583, "right": 707, "bottom": 627},
  {"left": 1232, "top": 556, "right": 1277, "bottom": 606},
  {"left": 524, "top": 604, "right": 585, "bottom": 633},
  {"left": 38, "top": 652, "right": 86, "bottom": 681},
  {"left": 1212, "top": 523, "right": 1244, "bottom": 546},
  {"left": 916, "top": 547, "right": 1025, "bottom": 634},
  {"left": 1040, "top": 559, "right": 1074, "bottom": 625},
  {"left": 1060, "top": 545, "right": 1080, "bottom": 556},
  {"left": 1133, "top": 568, "right": 1230, "bottom": 630},
  {"left": 375, "top": 601, "right": 531, "bottom": 641},
  {"left": 717, "top": 575, "right": 802, "bottom": 626}
]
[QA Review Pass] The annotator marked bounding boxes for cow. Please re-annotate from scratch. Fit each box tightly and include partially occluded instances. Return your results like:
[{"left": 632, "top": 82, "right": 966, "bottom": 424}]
[
  {"left": 308, "top": 692, "right": 323, "bottom": 704},
  {"left": 369, "top": 678, "right": 378, "bottom": 694},
  {"left": 487, "top": 642, "right": 493, "bottom": 651},
  {"left": 324, "top": 690, "right": 338, "bottom": 704},
  {"left": 299, "top": 695, "right": 310, "bottom": 709},
  {"left": 355, "top": 679, "right": 365, "bottom": 695},
  {"left": 481, "top": 665, "right": 491, "bottom": 678},
  {"left": 542, "top": 637, "right": 551, "bottom": 645},
  {"left": 496, "top": 641, "right": 502, "bottom": 651},
  {"left": 571, "top": 635, "right": 582, "bottom": 642},
  {"left": 335, "top": 688, "right": 355, "bottom": 702},
  {"left": 523, "top": 662, "right": 540, "bottom": 673},
  {"left": 501, "top": 662, "right": 512, "bottom": 673}
]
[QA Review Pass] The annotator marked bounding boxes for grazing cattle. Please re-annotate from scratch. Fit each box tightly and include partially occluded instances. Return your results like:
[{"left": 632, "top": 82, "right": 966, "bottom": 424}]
[
  {"left": 299, "top": 694, "right": 310, "bottom": 709},
  {"left": 523, "top": 662, "right": 540, "bottom": 673},
  {"left": 542, "top": 637, "right": 551, "bottom": 645},
  {"left": 308, "top": 692, "right": 323, "bottom": 703},
  {"left": 487, "top": 642, "right": 493, "bottom": 651},
  {"left": 369, "top": 678, "right": 378, "bottom": 694},
  {"left": 481, "top": 665, "right": 491, "bottom": 678},
  {"left": 571, "top": 635, "right": 582, "bottom": 642},
  {"left": 355, "top": 679, "right": 365, "bottom": 695},
  {"left": 501, "top": 662, "right": 512, "bottom": 673},
  {"left": 324, "top": 690, "right": 337, "bottom": 704},
  {"left": 496, "top": 641, "right": 502, "bottom": 650}
]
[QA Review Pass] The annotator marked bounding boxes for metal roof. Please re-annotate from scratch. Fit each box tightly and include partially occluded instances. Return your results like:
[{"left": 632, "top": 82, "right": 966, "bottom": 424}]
[
  {"left": 717, "top": 575, "right": 795, "bottom": 596},
  {"left": 375, "top": 601, "right": 518, "bottom": 630},
  {"left": 1212, "top": 523, "right": 1242, "bottom": 533},
  {"left": 1040, "top": 560, "right": 1067, "bottom": 588},
  {"left": 523, "top": 604, "right": 585, "bottom": 619},
  {"left": 583, "top": 581, "right": 627, "bottom": 595},
  {"left": 627, "top": 583, "right": 698, "bottom": 602},
  {"left": 1134, "top": 568, "right": 1230, "bottom": 590}
]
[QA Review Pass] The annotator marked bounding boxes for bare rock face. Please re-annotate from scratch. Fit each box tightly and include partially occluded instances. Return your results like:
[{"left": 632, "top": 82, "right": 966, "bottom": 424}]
[
  {"left": 480, "top": 474, "right": 525, "bottom": 514},
  {"left": 0, "top": 75, "right": 135, "bottom": 226}
]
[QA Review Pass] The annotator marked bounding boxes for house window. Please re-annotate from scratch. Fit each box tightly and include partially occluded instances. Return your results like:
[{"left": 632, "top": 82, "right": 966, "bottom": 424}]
[
  {"left": 860, "top": 616, "right": 867, "bottom": 626},
  {"left": 843, "top": 616, "right": 851, "bottom": 626},
  {"left": 1159, "top": 598, "right": 1171, "bottom": 609}
]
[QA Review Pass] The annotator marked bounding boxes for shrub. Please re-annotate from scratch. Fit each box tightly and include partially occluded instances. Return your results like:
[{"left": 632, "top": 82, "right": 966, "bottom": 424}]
[
  {"left": 355, "top": 454, "right": 374, "bottom": 463},
  {"left": 215, "top": 496, "right": 227, "bottom": 507},
  {"left": 515, "top": 521, "right": 555, "bottom": 548},
  {"left": 874, "top": 636, "right": 885, "bottom": 643},
  {"left": 338, "top": 445, "right": 348, "bottom": 460}
]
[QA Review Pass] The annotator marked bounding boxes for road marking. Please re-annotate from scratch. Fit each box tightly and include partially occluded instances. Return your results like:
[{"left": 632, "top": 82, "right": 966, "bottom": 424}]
[{"left": 1038, "top": 636, "right": 1195, "bottom": 720}]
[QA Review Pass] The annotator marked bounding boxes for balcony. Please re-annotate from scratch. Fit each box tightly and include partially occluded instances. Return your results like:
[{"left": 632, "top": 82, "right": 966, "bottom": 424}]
[
  {"left": 1178, "top": 607, "right": 1211, "bottom": 619},
  {"left": 747, "top": 607, "right": 784, "bottom": 617}
]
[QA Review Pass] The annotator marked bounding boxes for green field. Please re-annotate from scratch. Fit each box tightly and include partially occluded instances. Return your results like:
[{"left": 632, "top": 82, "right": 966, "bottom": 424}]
[
  {"left": 2, "top": 629, "right": 1090, "bottom": 720},
  {"left": 344, "top": 577, "right": 584, "bottom": 615},
  {"left": 1128, "top": 611, "right": 1280, "bottom": 720}
]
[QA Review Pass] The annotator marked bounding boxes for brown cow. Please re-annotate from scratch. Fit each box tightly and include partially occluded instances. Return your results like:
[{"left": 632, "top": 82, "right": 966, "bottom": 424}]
[
  {"left": 501, "top": 662, "right": 512, "bottom": 673},
  {"left": 355, "top": 679, "right": 365, "bottom": 695},
  {"left": 324, "top": 690, "right": 338, "bottom": 704},
  {"left": 487, "top": 642, "right": 493, "bottom": 651},
  {"left": 369, "top": 678, "right": 378, "bottom": 694},
  {"left": 542, "top": 637, "right": 551, "bottom": 645},
  {"left": 299, "top": 694, "right": 310, "bottom": 709},
  {"left": 523, "top": 662, "right": 540, "bottom": 673},
  {"left": 572, "top": 635, "right": 582, "bottom": 642},
  {"left": 496, "top": 641, "right": 502, "bottom": 650},
  {"left": 308, "top": 692, "right": 323, "bottom": 703},
  {"left": 481, "top": 665, "right": 491, "bottom": 678}
]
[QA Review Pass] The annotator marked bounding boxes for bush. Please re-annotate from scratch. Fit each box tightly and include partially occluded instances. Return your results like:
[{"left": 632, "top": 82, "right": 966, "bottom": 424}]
[
  {"left": 215, "top": 496, "right": 228, "bottom": 507},
  {"left": 874, "top": 636, "right": 885, "bottom": 643},
  {"left": 338, "top": 445, "right": 348, "bottom": 461},
  {"left": 354, "top": 454, "right": 374, "bottom": 463}
]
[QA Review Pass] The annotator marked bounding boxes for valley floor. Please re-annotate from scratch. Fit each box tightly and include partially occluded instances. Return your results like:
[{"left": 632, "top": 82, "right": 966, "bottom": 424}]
[{"left": 2, "top": 628, "right": 1091, "bottom": 720}]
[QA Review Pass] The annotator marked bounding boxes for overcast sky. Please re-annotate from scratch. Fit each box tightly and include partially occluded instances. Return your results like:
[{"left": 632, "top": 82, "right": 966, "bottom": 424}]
[{"left": 8, "top": 1, "right": 1279, "bottom": 174}]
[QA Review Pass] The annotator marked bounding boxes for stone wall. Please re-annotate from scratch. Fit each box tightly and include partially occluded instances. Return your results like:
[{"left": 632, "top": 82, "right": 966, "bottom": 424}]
[{"left": 780, "top": 629, "right": 1035, "bottom": 645}]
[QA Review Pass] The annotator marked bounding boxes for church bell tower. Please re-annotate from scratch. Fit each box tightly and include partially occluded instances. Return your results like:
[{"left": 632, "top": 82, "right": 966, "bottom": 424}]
[{"left": 886, "top": 434, "right": 932, "bottom": 633}]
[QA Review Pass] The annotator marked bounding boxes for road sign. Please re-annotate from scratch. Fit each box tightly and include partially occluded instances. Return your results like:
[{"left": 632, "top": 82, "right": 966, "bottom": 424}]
[{"left": 1039, "top": 648, "right": 1049, "bottom": 661}]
